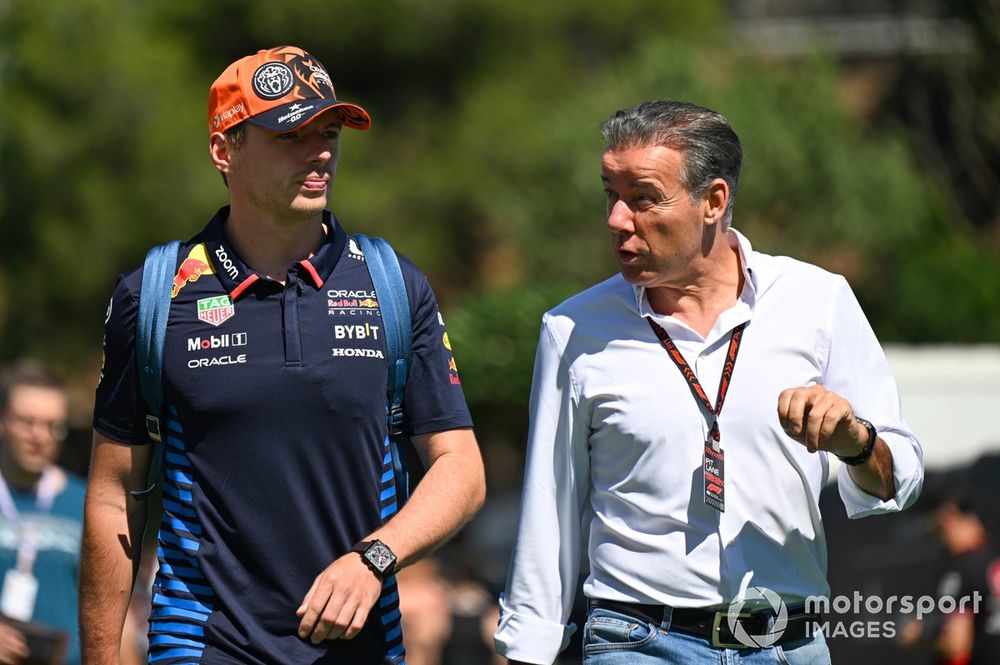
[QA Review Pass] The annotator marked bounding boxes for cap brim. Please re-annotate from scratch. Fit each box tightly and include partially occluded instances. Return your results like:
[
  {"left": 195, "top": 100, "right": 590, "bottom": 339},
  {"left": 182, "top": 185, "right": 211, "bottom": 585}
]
[{"left": 247, "top": 99, "right": 372, "bottom": 132}]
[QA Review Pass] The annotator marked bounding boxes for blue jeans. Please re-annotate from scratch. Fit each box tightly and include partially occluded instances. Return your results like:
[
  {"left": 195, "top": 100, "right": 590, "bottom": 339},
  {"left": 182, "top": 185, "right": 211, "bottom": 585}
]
[{"left": 582, "top": 606, "right": 830, "bottom": 665}]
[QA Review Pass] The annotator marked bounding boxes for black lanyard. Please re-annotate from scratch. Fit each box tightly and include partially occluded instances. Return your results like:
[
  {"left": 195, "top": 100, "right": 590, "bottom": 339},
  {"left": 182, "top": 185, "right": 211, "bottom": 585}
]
[{"left": 645, "top": 318, "right": 747, "bottom": 512}]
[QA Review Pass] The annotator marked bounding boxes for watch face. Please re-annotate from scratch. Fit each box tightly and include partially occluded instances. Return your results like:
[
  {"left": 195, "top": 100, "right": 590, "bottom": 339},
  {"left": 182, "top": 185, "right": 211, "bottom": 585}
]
[{"left": 365, "top": 542, "right": 396, "bottom": 573}]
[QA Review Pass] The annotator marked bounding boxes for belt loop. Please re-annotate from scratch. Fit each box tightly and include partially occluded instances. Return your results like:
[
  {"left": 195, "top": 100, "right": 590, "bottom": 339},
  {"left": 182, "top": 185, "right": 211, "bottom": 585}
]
[{"left": 660, "top": 605, "right": 673, "bottom": 632}]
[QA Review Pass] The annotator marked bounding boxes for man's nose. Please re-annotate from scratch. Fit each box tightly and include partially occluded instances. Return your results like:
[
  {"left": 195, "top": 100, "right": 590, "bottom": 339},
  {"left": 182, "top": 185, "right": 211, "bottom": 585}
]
[
  {"left": 307, "top": 135, "right": 335, "bottom": 163},
  {"left": 607, "top": 199, "right": 634, "bottom": 233}
]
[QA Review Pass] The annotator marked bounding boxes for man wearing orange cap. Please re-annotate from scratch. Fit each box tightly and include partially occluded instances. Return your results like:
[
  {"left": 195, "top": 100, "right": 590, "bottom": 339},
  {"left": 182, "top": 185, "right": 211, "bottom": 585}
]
[{"left": 80, "top": 46, "right": 485, "bottom": 665}]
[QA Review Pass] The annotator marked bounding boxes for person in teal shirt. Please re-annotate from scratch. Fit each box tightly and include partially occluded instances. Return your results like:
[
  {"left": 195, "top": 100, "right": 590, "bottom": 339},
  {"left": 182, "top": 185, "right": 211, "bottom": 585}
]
[{"left": 0, "top": 360, "right": 85, "bottom": 665}]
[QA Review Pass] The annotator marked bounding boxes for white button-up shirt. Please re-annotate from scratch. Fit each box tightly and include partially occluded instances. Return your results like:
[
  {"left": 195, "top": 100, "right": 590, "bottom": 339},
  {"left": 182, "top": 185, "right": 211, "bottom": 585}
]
[{"left": 494, "top": 230, "right": 923, "bottom": 664}]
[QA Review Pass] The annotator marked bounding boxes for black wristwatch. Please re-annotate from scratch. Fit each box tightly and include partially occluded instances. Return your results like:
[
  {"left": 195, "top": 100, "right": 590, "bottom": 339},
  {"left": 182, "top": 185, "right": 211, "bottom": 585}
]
[
  {"left": 351, "top": 539, "right": 397, "bottom": 579},
  {"left": 836, "top": 417, "right": 877, "bottom": 466}
]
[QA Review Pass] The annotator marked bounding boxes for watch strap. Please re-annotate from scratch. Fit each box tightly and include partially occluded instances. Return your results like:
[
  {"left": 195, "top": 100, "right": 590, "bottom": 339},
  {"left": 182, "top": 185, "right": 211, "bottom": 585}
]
[
  {"left": 836, "top": 417, "right": 877, "bottom": 466},
  {"left": 350, "top": 540, "right": 373, "bottom": 554}
]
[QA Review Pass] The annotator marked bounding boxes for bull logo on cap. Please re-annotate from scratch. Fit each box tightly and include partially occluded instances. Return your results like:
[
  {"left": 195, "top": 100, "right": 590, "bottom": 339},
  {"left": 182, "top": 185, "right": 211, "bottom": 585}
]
[
  {"left": 288, "top": 55, "right": 336, "bottom": 100},
  {"left": 252, "top": 62, "right": 294, "bottom": 100}
]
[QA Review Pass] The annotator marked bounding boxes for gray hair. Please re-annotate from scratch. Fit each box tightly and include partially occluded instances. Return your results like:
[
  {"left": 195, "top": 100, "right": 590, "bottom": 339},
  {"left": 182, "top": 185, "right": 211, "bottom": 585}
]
[{"left": 600, "top": 100, "right": 742, "bottom": 226}]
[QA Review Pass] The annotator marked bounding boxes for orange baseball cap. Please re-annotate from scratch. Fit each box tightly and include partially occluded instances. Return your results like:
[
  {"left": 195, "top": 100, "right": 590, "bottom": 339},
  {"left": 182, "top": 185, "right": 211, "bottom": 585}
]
[{"left": 208, "top": 45, "right": 371, "bottom": 135}]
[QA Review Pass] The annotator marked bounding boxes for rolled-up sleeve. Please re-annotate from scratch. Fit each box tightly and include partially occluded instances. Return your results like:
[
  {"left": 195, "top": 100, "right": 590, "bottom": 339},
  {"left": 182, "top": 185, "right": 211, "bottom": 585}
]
[
  {"left": 824, "top": 278, "right": 924, "bottom": 517},
  {"left": 494, "top": 314, "right": 591, "bottom": 664}
]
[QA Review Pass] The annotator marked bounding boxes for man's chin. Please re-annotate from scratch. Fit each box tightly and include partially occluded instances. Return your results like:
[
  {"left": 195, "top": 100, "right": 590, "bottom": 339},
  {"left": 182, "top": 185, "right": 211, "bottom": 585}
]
[
  {"left": 289, "top": 196, "right": 330, "bottom": 217},
  {"left": 618, "top": 266, "right": 652, "bottom": 286},
  {"left": 19, "top": 457, "right": 51, "bottom": 475}
]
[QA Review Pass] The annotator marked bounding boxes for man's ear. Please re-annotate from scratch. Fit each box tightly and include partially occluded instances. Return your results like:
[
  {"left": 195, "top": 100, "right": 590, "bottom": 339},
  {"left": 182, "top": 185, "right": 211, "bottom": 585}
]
[
  {"left": 209, "top": 132, "right": 231, "bottom": 176},
  {"left": 703, "top": 178, "right": 730, "bottom": 226}
]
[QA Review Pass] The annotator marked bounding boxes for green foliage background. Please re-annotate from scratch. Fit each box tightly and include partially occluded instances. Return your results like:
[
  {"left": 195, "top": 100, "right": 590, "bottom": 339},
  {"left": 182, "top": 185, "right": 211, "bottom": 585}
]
[{"left": 1, "top": 0, "right": 997, "bottom": 453}]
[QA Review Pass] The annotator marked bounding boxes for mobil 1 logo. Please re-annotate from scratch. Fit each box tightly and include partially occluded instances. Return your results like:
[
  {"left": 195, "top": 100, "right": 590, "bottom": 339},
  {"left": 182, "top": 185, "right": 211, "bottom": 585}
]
[{"left": 187, "top": 333, "right": 248, "bottom": 352}]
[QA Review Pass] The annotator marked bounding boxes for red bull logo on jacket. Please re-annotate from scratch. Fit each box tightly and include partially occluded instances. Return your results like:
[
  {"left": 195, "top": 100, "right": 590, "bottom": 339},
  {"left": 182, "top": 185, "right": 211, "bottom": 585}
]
[{"left": 172, "top": 244, "right": 216, "bottom": 298}]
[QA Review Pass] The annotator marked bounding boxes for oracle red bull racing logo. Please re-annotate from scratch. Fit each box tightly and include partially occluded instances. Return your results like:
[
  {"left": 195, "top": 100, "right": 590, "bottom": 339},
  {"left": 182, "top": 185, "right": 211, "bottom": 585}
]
[
  {"left": 171, "top": 245, "right": 216, "bottom": 298},
  {"left": 326, "top": 289, "right": 380, "bottom": 317}
]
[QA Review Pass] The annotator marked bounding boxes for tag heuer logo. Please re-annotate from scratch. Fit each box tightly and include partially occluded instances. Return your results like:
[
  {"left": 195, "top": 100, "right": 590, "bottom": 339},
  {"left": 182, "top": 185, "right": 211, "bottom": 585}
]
[{"left": 197, "top": 296, "right": 235, "bottom": 327}]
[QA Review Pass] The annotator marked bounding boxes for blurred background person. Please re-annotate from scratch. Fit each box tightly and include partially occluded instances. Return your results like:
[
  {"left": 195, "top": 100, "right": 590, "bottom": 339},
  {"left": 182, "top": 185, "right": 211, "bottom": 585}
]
[
  {"left": 0, "top": 360, "right": 85, "bottom": 665},
  {"left": 900, "top": 488, "right": 1000, "bottom": 665},
  {"left": 118, "top": 536, "right": 158, "bottom": 665},
  {"left": 397, "top": 558, "right": 454, "bottom": 665}
]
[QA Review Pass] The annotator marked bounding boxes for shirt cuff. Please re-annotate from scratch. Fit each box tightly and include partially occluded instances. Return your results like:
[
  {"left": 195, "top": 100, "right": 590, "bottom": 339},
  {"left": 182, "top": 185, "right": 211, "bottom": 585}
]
[
  {"left": 494, "top": 594, "right": 576, "bottom": 665},
  {"left": 838, "top": 431, "right": 923, "bottom": 519}
]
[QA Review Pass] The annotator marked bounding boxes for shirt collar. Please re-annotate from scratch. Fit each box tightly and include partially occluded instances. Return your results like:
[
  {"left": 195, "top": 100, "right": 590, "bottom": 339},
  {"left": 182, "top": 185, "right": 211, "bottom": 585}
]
[
  {"left": 632, "top": 227, "right": 759, "bottom": 337},
  {"left": 201, "top": 206, "right": 348, "bottom": 300},
  {"left": 729, "top": 227, "right": 758, "bottom": 306}
]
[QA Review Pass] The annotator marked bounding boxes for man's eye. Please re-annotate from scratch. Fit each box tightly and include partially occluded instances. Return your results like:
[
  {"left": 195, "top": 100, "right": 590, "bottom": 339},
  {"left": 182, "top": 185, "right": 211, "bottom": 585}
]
[{"left": 277, "top": 132, "right": 298, "bottom": 140}]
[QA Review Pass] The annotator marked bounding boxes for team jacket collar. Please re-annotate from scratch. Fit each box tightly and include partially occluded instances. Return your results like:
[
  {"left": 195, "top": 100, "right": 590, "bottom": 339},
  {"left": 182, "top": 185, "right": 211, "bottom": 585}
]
[{"left": 201, "top": 206, "right": 348, "bottom": 300}]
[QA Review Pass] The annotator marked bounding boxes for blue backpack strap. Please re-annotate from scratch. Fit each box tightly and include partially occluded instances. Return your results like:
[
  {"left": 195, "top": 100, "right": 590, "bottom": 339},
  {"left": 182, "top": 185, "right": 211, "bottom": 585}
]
[
  {"left": 131, "top": 240, "right": 181, "bottom": 500},
  {"left": 354, "top": 235, "right": 412, "bottom": 508}
]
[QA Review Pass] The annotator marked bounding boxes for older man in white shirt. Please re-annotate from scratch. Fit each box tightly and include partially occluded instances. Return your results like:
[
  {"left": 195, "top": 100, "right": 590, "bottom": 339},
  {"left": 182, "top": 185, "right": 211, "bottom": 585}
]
[{"left": 494, "top": 100, "right": 922, "bottom": 665}]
